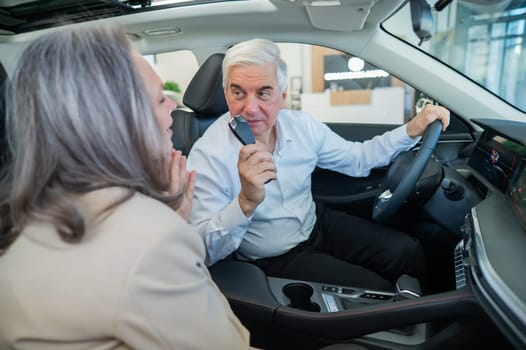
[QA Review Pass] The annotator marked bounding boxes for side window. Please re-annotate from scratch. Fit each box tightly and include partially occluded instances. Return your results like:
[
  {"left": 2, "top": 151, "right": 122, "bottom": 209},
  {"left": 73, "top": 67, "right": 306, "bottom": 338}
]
[
  {"left": 277, "top": 43, "right": 417, "bottom": 125},
  {"left": 147, "top": 50, "right": 199, "bottom": 107},
  {"left": 147, "top": 46, "right": 427, "bottom": 128}
]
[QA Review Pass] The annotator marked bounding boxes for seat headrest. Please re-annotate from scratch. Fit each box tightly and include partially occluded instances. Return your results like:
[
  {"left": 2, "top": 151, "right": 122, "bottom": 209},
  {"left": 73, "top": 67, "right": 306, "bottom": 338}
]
[{"left": 182, "top": 53, "right": 228, "bottom": 117}]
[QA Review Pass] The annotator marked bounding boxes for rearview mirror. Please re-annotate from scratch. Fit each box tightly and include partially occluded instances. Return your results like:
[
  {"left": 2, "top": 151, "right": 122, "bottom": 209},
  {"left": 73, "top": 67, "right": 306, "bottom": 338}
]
[{"left": 410, "top": 0, "right": 433, "bottom": 45}]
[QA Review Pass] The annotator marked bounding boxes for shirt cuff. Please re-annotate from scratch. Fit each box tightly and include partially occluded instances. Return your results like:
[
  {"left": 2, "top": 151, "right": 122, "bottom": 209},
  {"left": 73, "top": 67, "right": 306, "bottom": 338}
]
[
  {"left": 397, "top": 124, "right": 421, "bottom": 145},
  {"left": 221, "top": 196, "right": 251, "bottom": 233}
]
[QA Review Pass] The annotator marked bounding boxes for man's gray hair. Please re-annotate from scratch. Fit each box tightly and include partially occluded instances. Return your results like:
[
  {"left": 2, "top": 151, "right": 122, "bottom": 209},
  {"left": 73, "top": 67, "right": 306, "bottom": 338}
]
[
  {"left": 0, "top": 25, "right": 176, "bottom": 248},
  {"left": 222, "top": 38, "right": 288, "bottom": 93}
]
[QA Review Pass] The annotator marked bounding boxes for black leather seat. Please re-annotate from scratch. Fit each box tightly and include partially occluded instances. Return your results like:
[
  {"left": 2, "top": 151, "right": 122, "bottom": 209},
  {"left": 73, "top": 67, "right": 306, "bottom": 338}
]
[{"left": 171, "top": 53, "right": 227, "bottom": 155}]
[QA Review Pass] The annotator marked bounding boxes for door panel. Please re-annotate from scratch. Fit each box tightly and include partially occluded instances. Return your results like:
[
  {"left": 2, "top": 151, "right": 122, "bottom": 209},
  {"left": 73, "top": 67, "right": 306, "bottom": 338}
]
[{"left": 312, "top": 114, "right": 475, "bottom": 218}]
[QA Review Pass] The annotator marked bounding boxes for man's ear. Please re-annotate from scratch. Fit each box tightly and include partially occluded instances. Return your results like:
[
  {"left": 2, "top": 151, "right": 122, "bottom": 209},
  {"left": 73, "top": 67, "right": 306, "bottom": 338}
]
[{"left": 281, "top": 90, "right": 287, "bottom": 108}]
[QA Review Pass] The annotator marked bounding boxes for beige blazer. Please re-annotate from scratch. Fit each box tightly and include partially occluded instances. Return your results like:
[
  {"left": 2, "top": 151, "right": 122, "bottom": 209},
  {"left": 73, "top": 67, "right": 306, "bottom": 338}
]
[{"left": 0, "top": 187, "right": 250, "bottom": 349}]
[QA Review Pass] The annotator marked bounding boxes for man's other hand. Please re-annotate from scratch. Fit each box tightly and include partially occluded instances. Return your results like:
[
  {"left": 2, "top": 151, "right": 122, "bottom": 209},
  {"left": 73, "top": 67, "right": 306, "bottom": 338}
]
[
  {"left": 237, "top": 144, "right": 277, "bottom": 217},
  {"left": 406, "top": 104, "right": 450, "bottom": 138}
]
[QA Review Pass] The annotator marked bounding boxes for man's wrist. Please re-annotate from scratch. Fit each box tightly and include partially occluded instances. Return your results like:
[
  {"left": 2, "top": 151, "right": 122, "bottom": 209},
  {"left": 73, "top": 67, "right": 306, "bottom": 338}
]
[
  {"left": 238, "top": 194, "right": 256, "bottom": 217},
  {"left": 405, "top": 122, "right": 418, "bottom": 138}
]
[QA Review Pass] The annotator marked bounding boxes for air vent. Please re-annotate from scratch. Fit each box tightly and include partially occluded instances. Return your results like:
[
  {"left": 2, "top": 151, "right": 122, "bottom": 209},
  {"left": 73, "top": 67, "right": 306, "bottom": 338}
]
[
  {"left": 143, "top": 27, "right": 182, "bottom": 36},
  {"left": 126, "top": 32, "right": 142, "bottom": 40}
]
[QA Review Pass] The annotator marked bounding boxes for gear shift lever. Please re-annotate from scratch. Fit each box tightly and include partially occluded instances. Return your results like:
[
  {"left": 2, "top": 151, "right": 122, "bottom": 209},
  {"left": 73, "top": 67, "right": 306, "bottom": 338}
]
[{"left": 395, "top": 275, "right": 422, "bottom": 301}]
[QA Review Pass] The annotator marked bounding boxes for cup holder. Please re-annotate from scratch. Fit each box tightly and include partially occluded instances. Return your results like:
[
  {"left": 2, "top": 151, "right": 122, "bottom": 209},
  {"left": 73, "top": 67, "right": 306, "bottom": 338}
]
[{"left": 282, "top": 282, "right": 321, "bottom": 312}]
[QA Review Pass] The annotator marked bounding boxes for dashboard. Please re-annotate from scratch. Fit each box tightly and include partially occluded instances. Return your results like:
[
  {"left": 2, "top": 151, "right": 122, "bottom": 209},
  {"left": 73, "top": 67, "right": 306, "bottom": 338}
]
[
  {"left": 468, "top": 125, "right": 526, "bottom": 194},
  {"left": 467, "top": 119, "right": 526, "bottom": 232},
  {"left": 459, "top": 118, "right": 526, "bottom": 347},
  {"left": 510, "top": 167, "right": 526, "bottom": 234}
]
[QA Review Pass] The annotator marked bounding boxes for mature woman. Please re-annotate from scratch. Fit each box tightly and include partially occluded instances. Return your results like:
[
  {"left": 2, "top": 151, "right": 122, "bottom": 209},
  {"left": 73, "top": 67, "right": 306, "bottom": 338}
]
[{"left": 0, "top": 25, "right": 249, "bottom": 349}]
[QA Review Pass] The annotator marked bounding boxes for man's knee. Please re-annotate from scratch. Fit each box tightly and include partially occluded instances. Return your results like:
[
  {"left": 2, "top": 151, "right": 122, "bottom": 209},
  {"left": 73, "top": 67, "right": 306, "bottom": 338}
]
[
  {"left": 403, "top": 238, "right": 425, "bottom": 263},
  {"left": 398, "top": 238, "right": 425, "bottom": 279}
]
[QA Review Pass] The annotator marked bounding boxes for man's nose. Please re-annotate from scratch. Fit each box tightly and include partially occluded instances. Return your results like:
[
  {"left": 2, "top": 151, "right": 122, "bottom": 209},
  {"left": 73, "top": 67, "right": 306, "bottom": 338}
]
[{"left": 244, "top": 94, "right": 259, "bottom": 114}]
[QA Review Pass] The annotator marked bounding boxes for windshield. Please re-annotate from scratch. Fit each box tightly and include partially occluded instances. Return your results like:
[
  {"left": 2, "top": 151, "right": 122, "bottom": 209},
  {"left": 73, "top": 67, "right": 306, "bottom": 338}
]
[{"left": 383, "top": 0, "right": 526, "bottom": 112}]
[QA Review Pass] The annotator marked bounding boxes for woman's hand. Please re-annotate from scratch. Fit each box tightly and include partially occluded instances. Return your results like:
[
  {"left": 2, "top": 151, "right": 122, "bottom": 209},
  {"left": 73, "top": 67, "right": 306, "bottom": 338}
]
[{"left": 168, "top": 149, "right": 196, "bottom": 222}]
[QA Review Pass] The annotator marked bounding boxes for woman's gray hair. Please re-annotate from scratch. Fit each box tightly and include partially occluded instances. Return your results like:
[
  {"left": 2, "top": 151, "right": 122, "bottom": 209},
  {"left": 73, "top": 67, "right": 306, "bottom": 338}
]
[
  {"left": 222, "top": 38, "right": 288, "bottom": 93},
  {"left": 0, "top": 25, "right": 177, "bottom": 250}
]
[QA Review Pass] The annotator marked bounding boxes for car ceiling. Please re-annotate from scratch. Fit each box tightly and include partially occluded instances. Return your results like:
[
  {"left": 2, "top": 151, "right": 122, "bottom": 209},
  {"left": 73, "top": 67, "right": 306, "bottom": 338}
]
[
  {"left": 1, "top": 0, "right": 524, "bottom": 122},
  {"left": 119, "top": 0, "right": 405, "bottom": 60},
  {"left": 0, "top": 0, "right": 406, "bottom": 70},
  {"left": 0, "top": 0, "right": 403, "bottom": 40}
]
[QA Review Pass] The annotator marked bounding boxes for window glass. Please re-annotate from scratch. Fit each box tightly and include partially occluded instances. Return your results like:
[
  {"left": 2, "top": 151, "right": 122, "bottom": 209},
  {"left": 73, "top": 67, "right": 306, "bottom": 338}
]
[
  {"left": 148, "top": 45, "right": 419, "bottom": 126},
  {"left": 147, "top": 50, "right": 199, "bottom": 107},
  {"left": 277, "top": 43, "right": 416, "bottom": 125},
  {"left": 383, "top": 1, "right": 526, "bottom": 113}
]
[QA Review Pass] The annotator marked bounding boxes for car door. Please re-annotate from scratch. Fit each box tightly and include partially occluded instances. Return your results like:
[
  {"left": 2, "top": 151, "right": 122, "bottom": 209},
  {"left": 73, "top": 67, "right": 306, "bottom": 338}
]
[{"left": 315, "top": 114, "right": 476, "bottom": 218}]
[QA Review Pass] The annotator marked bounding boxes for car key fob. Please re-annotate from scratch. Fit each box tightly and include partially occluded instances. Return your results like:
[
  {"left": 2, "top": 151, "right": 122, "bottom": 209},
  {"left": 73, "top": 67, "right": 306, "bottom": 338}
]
[
  {"left": 228, "top": 114, "right": 273, "bottom": 184},
  {"left": 228, "top": 115, "right": 255, "bottom": 145}
]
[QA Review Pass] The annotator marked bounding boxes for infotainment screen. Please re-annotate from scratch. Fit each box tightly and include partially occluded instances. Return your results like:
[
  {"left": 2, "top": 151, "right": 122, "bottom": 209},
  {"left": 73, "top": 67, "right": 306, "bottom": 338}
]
[
  {"left": 510, "top": 165, "right": 526, "bottom": 233},
  {"left": 468, "top": 131, "right": 526, "bottom": 192}
]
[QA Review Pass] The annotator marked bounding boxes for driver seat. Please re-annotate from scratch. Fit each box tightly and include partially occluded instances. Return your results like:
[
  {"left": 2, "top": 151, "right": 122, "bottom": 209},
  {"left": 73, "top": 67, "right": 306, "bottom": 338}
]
[
  {"left": 171, "top": 53, "right": 227, "bottom": 155},
  {"left": 172, "top": 53, "right": 373, "bottom": 350}
]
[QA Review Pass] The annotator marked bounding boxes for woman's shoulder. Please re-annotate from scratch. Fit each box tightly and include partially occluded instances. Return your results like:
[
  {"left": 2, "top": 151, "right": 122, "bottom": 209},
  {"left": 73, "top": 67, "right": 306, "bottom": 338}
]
[
  {"left": 78, "top": 188, "right": 207, "bottom": 287},
  {"left": 82, "top": 188, "right": 202, "bottom": 255},
  {"left": 82, "top": 187, "right": 177, "bottom": 222}
]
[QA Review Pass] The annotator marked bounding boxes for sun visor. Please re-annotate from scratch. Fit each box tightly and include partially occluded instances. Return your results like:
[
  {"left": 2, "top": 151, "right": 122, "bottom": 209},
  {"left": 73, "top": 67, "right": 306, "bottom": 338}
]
[{"left": 303, "top": 0, "right": 376, "bottom": 31}]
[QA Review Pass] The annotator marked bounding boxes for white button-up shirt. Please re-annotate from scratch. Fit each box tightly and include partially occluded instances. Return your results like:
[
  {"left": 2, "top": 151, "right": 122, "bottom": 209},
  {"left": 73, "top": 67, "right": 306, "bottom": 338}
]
[{"left": 187, "top": 110, "right": 419, "bottom": 265}]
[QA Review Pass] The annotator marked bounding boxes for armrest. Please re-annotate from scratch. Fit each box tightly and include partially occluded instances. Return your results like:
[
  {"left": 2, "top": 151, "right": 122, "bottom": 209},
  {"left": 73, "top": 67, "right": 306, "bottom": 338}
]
[
  {"left": 273, "top": 288, "right": 481, "bottom": 340},
  {"left": 210, "top": 259, "right": 482, "bottom": 342},
  {"left": 210, "top": 258, "right": 280, "bottom": 323}
]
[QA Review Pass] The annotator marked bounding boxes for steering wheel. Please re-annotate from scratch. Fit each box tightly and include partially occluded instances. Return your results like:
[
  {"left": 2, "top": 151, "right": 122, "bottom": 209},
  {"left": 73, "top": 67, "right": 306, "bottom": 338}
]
[{"left": 372, "top": 120, "right": 442, "bottom": 223}]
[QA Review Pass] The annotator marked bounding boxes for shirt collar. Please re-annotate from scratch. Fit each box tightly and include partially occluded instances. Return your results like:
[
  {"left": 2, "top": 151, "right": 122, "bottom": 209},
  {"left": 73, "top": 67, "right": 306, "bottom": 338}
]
[{"left": 274, "top": 110, "right": 292, "bottom": 156}]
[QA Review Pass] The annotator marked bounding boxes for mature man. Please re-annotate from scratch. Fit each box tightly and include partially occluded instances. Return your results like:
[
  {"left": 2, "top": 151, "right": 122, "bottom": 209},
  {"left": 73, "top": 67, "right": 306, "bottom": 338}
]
[{"left": 187, "top": 38, "right": 450, "bottom": 290}]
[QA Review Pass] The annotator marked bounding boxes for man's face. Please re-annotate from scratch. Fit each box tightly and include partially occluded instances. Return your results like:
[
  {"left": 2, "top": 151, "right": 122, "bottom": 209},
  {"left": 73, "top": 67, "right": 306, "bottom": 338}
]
[{"left": 225, "top": 62, "right": 287, "bottom": 139}]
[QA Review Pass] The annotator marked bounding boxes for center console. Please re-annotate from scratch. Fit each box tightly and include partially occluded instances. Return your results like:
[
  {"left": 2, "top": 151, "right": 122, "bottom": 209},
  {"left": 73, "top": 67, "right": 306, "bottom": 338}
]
[
  {"left": 210, "top": 257, "right": 481, "bottom": 348},
  {"left": 268, "top": 276, "right": 424, "bottom": 342},
  {"left": 268, "top": 276, "right": 421, "bottom": 314}
]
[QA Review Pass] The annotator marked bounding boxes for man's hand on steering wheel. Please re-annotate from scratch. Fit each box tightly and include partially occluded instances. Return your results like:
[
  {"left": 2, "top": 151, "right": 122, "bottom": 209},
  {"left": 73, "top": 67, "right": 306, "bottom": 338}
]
[
  {"left": 406, "top": 104, "right": 450, "bottom": 138},
  {"left": 372, "top": 104, "right": 450, "bottom": 223}
]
